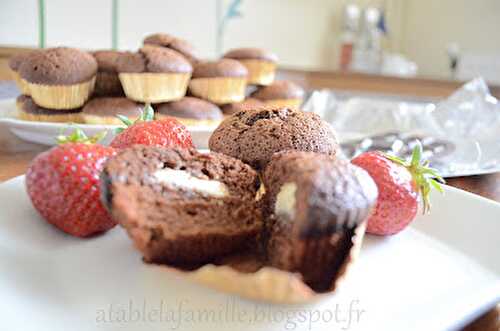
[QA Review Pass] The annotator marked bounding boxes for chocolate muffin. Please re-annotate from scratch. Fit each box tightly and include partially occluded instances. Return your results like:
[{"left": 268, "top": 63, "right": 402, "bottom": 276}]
[
  {"left": 82, "top": 97, "right": 142, "bottom": 125},
  {"left": 18, "top": 47, "right": 97, "bottom": 110},
  {"left": 209, "top": 107, "right": 339, "bottom": 170},
  {"left": 221, "top": 98, "right": 264, "bottom": 116},
  {"left": 189, "top": 59, "right": 248, "bottom": 105},
  {"left": 251, "top": 80, "right": 305, "bottom": 109},
  {"left": 92, "top": 50, "right": 125, "bottom": 96},
  {"left": 9, "top": 51, "right": 37, "bottom": 95},
  {"left": 155, "top": 97, "right": 223, "bottom": 126},
  {"left": 16, "top": 95, "right": 82, "bottom": 123},
  {"left": 223, "top": 48, "right": 278, "bottom": 86},
  {"left": 143, "top": 33, "right": 198, "bottom": 64},
  {"left": 116, "top": 46, "right": 193, "bottom": 103},
  {"left": 263, "top": 151, "right": 378, "bottom": 292},
  {"left": 101, "top": 146, "right": 262, "bottom": 265}
]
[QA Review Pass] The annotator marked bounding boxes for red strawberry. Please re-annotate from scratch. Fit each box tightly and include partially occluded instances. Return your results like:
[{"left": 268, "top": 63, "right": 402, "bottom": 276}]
[
  {"left": 110, "top": 104, "right": 193, "bottom": 149},
  {"left": 352, "top": 144, "right": 444, "bottom": 235},
  {"left": 26, "top": 129, "right": 117, "bottom": 237}
]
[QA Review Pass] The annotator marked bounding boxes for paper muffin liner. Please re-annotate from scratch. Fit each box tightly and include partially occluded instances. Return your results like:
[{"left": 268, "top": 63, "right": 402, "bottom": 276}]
[
  {"left": 189, "top": 77, "right": 247, "bottom": 105},
  {"left": 17, "top": 109, "right": 83, "bottom": 123},
  {"left": 239, "top": 59, "right": 276, "bottom": 86},
  {"left": 154, "top": 221, "right": 366, "bottom": 304},
  {"left": 11, "top": 70, "right": 30, "bottom": 95},
  {"left": 82, "top": 114, "right": 140, "bottom": 125},
  {"left": 155, "top": 113, "right": 222, "bottom": 127},
  {"left": 27, "top": 77, "right": 95, "bottom": 110},
  {"left": 119, "top": 73, "right": 191, "bottom": 103}
]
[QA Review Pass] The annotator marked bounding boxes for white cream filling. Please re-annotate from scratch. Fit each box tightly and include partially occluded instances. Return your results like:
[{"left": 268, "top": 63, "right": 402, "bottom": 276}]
[
  {"left": 275, "top": 182, "right": 297, "bottom": 219},
  {"left": 153, "top": 168, "right": 229, "bottom": 198}
]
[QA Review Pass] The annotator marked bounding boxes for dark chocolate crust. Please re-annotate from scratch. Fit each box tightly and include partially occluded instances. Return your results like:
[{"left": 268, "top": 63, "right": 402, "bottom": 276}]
[
  {"left": 223, "top": 48, "right": 278, "bottom": 63},
  {"left": 263, "top": 151, "right": 378, "bottom": 291},
  {"left": 208, "top": 107, "right": 339, "bottom": 170},
  {"left": 143, "top": 33, "right": 197, "bottom": 61},
  {"left": 251, "top": 80, "right": 305, "bottom": 100},
  {"left": 221, "top": 98, "right": 264, "bottom": 115},
  {"left": 18, "top": 47, "right": 97, "bottom": 85},
  {"left": 82, "top": 97, "right": 142, "bottom": 117},
  {"left": 18, "top": 95, "right": 82, "bottom": 115},
  {"left": 92, "top": 50, "right": 123, "bottom": 73},
  {"left": 9, "top": 51, "right": 38, "bottom": 71},
  {"left": 116, "top": 46, "right": 192, "bottom": 74},
  {"left": 101, "top": 146, "right": 262, "bottom": 265},
  {"left": 192, "top": 59, "right": 248, "bottom": 78},
  {"left": 155, "top": 97, "right": 223, "bottom": 120}
]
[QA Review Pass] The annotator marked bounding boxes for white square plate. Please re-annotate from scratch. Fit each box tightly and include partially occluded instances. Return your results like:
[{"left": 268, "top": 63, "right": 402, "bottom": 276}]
[{"left": 0, "top": 176, "right": 499, "bottom": 331}]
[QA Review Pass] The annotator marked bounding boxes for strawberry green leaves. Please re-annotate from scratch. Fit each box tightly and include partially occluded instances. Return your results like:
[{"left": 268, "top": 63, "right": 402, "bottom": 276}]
[
  {"left": 56, "top": 128, "right": 106, "bottom": 145},
  {"left": 115, "top": 103, "right": 154, "bottom": 134},
  {"left": 384, "top": 143, "right": 445, "bottom": 214}
]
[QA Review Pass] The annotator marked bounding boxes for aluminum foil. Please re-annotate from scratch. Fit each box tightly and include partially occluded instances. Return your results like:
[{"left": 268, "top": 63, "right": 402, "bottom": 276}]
[{"left": 302, "top": 78, "right": 500, "bottom": 177}]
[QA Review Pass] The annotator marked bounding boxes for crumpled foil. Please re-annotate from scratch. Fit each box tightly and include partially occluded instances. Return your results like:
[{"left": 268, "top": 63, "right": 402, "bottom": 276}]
[{"left": 302, "top": 78, "right": 500, "bottom": 177}]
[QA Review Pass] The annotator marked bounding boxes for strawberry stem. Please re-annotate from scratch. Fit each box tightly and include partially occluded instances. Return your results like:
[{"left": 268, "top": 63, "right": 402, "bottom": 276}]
[
  {"left": 56, "top": 128, "right": 107, "bottom": 145},
  {"left": 383, "top": 142, "right": 445, "bottom": 214},
  {"left": 115, "top": 103, "right": 154, "bottom": 134}
]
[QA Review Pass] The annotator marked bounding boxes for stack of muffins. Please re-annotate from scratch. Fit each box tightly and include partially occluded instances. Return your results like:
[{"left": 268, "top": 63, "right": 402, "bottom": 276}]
[{"left": 9, "top": 33, "right": 305, "bottom": 126}]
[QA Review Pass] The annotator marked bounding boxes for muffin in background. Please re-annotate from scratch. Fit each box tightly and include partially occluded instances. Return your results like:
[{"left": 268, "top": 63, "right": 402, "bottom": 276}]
[
  {"left": 221, "top": 98, "right": 264, "bottom": 116},
  {"left": 117, "top": 46, "right": 192, "bottom": 103},
  {"left": 251, "top": 80, "right": 305, "bottom": 109},
  {"left": 189, "top": 59, "right": 248, "bottom": 105},
  {"left": 18, "top": 47, "right": 97, "bottom": 110},
  {"left": 82, "top": 97, "right": 142, "bottom": 125},
  {"left": 8, "top": 51, "right": 37, "bottom": 95},
  {"left": 16, "top": 95, "right": 82, "bottom": 123},
  {"left": 155, "top": 96, "right": 223, "bottom": 127},
  {"left": 92, "top": 50, "right": 125, "bottom": 97},
  {"left": 143, "top": 33, "right": 199, "bottom": 64},
  {"left": 223, "top": 48, "right": 278, "bottom": 86},
  {"left": 209, "top": 107, "right": 339, "bottom": 170}
]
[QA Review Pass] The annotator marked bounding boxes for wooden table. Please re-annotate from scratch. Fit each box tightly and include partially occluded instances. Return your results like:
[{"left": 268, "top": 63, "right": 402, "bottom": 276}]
[{"left": 0, "top": 73, "right": 498, "bottom": 330}]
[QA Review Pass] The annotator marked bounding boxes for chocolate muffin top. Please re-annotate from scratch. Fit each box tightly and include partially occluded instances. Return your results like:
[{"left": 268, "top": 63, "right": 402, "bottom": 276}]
[
  {"left": 192, "top": 59, "right": 248, "bottom": 79},
  {"left": 18, "top": 47, "right": 98, "bottom": 85},
  {"left": 264, "top": 151, "right": 378, "bottom": 235},
  {"left": 155, "top": 97, "right": 223, "bottom": 120},
  {"left": 251, "top": 80, "right": 305, "bottom": 100},
  {"left": 92, "top": 50, "right": 124, "bottom": 73},
  {"left": 223, "top": 48, "right": 278, "bottom": 63},
  {"left": 221, "top": 98, "right": 264, "bottom": 115},
  {"left": 18, "top": 95, "right": 82, "bottom": 115},
  {"left": 116, "top": 46, "right": 192, "bottom": 74},
  {"left": 9, "top": 51, "right": 37, "bottom": 71},
  {"left": 209, "top": 107, "right": 339, "bottom": 170},
  {"left": 82, "top": 97, "right": 143, "bottom": 117},
  {"left": 143, "top": 33, "right": 198, "bottom": 63}
]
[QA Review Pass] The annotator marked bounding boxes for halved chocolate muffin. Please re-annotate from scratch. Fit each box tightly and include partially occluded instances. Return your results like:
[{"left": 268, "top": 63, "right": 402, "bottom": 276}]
[
  {"left": 263, "top": 151, "right": 378, "bottom": 292},
  {"left": 101, "top": 146, "right": 262, "bottom": 266},
  {"left": 209, "top": 106, "right": 339, "bottom": 170}
]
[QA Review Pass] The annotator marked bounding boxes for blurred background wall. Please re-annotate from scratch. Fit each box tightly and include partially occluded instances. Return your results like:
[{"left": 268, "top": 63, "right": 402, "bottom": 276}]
[{"left": 1, "top": 0, "right": 499, "bottom": 80}]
